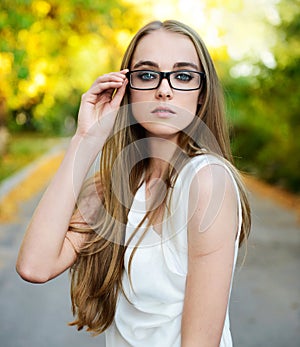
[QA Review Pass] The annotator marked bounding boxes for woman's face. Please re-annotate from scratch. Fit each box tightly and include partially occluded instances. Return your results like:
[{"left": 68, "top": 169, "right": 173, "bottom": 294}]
[{"left": 129, "top": 29, "right": 202, "bottom": 142}]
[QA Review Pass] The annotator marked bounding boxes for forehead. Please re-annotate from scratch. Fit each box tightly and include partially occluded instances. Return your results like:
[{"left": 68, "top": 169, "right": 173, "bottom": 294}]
[{"left": 131, "top": 29, "right": 200, "bottom": 69}]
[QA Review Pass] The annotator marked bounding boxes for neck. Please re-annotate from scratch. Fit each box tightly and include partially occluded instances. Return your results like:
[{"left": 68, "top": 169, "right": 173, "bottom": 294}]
[{"left": 146, "top": 135, "right": 179, "bottom": 180}]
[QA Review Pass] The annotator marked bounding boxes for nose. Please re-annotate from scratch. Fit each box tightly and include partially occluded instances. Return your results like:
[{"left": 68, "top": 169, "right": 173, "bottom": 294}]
[{"left": 155, "top": 77, "right": 173, "bottom": 99}]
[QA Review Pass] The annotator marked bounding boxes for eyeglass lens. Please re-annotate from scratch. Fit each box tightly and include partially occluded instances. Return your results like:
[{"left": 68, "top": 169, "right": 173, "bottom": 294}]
[{"left": 129, "top": 70, "right": 203, "bottom": 90}]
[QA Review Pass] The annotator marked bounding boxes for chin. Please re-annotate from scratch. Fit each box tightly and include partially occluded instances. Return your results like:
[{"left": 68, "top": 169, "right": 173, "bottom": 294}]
[{"left": 140, "top": 122, "right": 182, "bottom": 140}]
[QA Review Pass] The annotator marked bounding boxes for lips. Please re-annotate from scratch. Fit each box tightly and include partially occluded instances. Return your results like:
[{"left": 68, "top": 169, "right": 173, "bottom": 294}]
[{"left": 151, "top": 106, "right": 176, "bottom": 115}]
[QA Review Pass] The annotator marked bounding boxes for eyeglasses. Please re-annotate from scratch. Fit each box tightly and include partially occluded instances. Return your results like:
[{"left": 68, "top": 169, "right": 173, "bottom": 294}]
[{"left": 127, "top": 70, "right": 206, "bottom": 91}]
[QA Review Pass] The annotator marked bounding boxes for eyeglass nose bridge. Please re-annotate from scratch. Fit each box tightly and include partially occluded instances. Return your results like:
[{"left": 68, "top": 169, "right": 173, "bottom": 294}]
[{"left": 157, "top": 71, "right": 173, "bottom": 89}]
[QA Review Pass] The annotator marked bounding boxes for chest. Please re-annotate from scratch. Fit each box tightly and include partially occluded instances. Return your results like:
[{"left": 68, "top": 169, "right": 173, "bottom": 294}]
[{"left": 122, "top": 182, "right": 189, "bottom": 304}]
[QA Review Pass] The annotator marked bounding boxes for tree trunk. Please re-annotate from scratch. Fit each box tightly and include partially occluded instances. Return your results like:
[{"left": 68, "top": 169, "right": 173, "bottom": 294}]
[{"left": 0, "top": 96, "right": 10, "bottom": 156}]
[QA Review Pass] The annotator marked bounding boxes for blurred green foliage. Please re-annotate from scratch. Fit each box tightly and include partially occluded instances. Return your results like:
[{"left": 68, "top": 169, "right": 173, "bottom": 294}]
[
  {"left": 225, "top": 0, "right": 300, "bottom": 192},
  {"left": 0, "top": 0, "right": 299, "bottom": 193},
  {"left": 0, "top": 0, "right": 143, "bottom": 134}
]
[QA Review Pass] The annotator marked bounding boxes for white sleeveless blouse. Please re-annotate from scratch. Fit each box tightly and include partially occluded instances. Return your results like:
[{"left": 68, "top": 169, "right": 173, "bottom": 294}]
[{"left": 105, "top": 155, "right": 242, "bottom": 346}]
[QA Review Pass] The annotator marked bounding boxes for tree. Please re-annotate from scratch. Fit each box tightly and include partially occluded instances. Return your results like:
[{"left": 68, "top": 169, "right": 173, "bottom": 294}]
[
  {"left": 225, "top": 0, "right": 300, "bottom": 192},
  {"left": 0, "top": 0, "right": 144, "bottom": 134}
]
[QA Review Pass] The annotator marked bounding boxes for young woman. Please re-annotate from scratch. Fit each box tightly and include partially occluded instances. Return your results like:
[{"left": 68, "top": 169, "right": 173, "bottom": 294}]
[{"left": 16, "top": 20, "right": 251, "bottom": 346}]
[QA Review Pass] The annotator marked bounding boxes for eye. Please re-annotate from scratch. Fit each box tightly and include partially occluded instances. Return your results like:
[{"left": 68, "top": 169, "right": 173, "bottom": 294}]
[
  {"left": 174, "top": 71, "right": 194, "bottom": 82},
  {"left": 137, "top": 71, "right": 158, "bottom": 81}
]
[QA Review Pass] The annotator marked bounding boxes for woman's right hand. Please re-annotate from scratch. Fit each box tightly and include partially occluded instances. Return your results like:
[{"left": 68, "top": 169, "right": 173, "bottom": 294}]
[{"left": 75, "top": 69, "right": 128, "bottom": 147}]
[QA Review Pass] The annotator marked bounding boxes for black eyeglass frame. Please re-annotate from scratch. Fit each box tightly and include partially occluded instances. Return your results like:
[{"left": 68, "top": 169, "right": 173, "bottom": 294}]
[{"left": 126, "top": 70, "right": 206, "bottom": 91}]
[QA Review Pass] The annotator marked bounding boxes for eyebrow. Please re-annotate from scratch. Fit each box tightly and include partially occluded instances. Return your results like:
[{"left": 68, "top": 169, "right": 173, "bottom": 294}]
[
  {"left": 133, "top": 60, "right": 159, "bottom": 69},
  {"left": 173, "top": 62, "right": 199, "bottom": 70},
  {"left": 132, "top": 60, "right": 200, "bottom": 70}
]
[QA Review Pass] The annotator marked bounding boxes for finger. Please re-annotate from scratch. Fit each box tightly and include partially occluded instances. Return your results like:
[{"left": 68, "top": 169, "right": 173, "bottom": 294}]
[
  {"left": 94, "top": 71, "right": 127, "bottom": 85},
  {"left": 86, "top": 81, "right": 124, "bottom": 103},
  {"left": 83, "top": 70, "right": 128, "bottom": 104},
  {"left": 120, "top": 69, "right": 129, "bottom": 74},
  {"left": 95, "top": 76, "right": 124, "bottom": 85},
  {"left": 111, "top": 79, "right": 128, "bottom": 109}
]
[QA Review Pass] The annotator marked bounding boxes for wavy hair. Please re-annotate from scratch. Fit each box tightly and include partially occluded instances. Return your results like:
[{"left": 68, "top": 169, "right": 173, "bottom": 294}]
[{"left": 69, "top": 20, "right": 251, "bottom": 335}]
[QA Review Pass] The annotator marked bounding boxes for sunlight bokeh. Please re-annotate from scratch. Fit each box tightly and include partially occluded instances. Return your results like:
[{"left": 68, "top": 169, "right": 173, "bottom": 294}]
[{"left": 125, "top": 0, "right": 280, "bottom": 74}]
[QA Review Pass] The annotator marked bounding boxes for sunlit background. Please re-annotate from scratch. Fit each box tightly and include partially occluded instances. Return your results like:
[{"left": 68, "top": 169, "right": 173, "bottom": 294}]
[
  {"left": 0, "top": 0, "right": 299, "bottom": 193},
  {"left": 129, "top": 0, "right": 279, "bottom": 71}
]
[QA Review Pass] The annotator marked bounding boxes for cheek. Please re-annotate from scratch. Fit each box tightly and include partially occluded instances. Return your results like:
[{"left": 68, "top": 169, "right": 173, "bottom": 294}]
[
  {"left": 184, "top": 93, "right": 199, "bottom": 114},
  {"left": 130, "top": 101, "right": 157, "bottom": 128},
  {"left": 130, "top": 102, "right": 146, "bottom": 123},
  {"left": 178, "top": 111, "right": 195, "bottom": 130},
  {"left": 129, "top": 90, "right": 148, "bottom": 104}
]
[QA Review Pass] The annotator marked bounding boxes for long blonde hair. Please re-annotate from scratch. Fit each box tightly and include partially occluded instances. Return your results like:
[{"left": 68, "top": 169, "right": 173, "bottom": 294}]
[{"left": 69, "top": 20, "right": 251, "bottom": 335}]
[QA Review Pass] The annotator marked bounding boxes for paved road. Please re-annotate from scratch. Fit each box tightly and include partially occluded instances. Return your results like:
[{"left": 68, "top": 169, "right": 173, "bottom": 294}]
[
  {"left": 0, "top": 177, "right": 299, "bottom": 346},
  {"left": 231, "top": 192, "right": 300, "bottom": 346},
  {"left": 0, "top": 192, "right": 105, "bottom": 347}
]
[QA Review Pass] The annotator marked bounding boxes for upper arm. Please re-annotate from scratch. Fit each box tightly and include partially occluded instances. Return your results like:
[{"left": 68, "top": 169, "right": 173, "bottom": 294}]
[{"left": 181, "top": 164, "right": 239, "bottom": 346}]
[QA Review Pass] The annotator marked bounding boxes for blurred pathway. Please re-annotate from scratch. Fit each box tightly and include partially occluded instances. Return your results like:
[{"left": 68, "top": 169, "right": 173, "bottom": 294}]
[
  {"left": 0, "top": 141, "right": 299, "bottom": 347},
  {"left": 230, "top": 189, "right": 300, "bottom": 346},
  {"left": 0, "top": 141, "right": 105, "bottom": 347}
]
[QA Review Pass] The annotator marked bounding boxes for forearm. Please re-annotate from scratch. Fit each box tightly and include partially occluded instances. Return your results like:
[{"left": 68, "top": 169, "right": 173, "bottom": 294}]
[{"left": 16, "top": 134, "right": 103, "bottom": 281}]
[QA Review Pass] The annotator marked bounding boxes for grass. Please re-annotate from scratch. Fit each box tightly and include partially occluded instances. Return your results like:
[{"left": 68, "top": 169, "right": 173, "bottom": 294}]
[
  {"left": 0, "top": 151, "right": 65, "bottom": 221},
  {"left": 0, "top": 133, "right": 63, "bottom": 183}
]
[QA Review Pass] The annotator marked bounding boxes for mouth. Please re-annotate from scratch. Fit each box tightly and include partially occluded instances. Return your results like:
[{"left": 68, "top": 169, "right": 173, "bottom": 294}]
[{"left": 151, "top": 106, "right": 176, "bottom": 117}]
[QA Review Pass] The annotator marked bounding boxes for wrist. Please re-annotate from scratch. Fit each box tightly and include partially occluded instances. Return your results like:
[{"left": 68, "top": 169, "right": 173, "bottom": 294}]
[
  {"left": 71, "top": 132, "right": 105, "bottom": 153},
  {"left": 68, "top": 133, "right": 103, "bottom": 169}
]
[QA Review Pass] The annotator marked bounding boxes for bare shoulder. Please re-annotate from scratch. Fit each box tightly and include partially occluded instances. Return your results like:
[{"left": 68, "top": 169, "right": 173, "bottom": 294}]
[{"left": 188, "top": 161, "right": 239, "bottom": 257}]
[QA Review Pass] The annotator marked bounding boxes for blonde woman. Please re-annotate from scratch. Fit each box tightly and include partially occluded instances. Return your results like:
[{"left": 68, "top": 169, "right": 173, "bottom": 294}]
[{"left": 17, "top": 20, "right": 251, "bottom": 346}]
